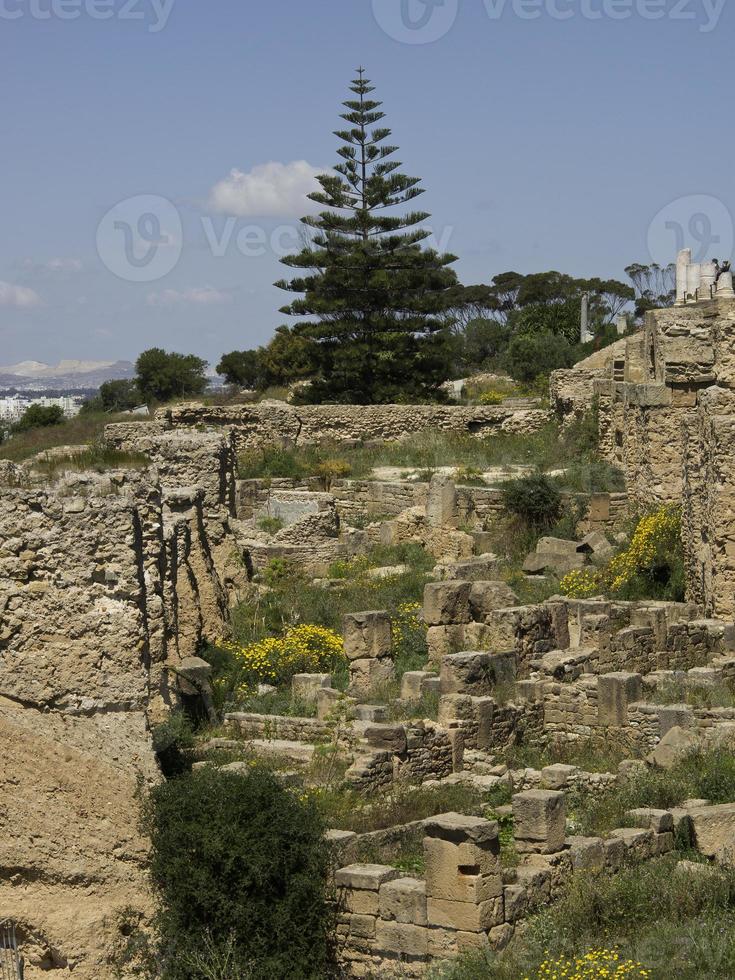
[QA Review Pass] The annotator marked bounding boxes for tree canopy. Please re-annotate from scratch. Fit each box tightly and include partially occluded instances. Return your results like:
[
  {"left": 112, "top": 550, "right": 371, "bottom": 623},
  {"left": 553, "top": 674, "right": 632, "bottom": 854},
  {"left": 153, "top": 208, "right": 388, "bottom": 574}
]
[
  {"left": 274, "top": 68, "right": 459, "bottom": 404},
  {"left": 136, "top": 348, "right": 208, "bottom": 404}
]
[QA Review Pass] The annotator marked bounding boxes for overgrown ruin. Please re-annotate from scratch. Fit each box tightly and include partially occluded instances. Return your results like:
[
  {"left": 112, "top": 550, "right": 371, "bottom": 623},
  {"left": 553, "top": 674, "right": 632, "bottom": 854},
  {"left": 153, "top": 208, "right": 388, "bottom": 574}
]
[{"left": 5, "top": 286, "right": 735, "bottom": 976}]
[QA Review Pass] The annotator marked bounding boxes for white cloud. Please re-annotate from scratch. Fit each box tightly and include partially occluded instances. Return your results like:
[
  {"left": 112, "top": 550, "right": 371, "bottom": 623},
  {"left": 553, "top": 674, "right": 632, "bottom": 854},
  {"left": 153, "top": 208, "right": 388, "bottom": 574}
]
[
  {"left": 0, "top": 281, "right": 43, "bottom": 308},
  {"left": 45, "top": 257, "right": 83, "bottom": 273},
  {"left": 209, "top": 160, "right": 323, "bottom": 217},
  {"left": 147, "top": 286, "right": 233, "bottom": 308},
  {"left": 21, "top": 257, "right": 83, "bottom": 275}
]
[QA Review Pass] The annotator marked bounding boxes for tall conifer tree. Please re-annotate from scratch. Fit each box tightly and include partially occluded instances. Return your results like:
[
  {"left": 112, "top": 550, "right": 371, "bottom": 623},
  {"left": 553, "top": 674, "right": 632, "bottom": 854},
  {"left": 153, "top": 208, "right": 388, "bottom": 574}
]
[{"left": 276, "top": 69, "right": 458, "bottom": 404}]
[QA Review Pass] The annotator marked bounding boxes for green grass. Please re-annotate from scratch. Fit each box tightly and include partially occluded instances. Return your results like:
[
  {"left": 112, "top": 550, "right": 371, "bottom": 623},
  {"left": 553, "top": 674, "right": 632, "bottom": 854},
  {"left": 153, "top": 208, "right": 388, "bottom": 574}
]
[
  {"left": 0, "top": 411, "right": 133, "bottom": 462},
  {"left": 437, "top": 856, "right": 735, "bottom": 980},
  {"left": 233, "top": 545, "right": 432, "bottom": 643},
  {"left": 502, "top": 739, "right": 634, "bottom": 774},
  {"left": 310, "top": 781, "right": 512, "bottom": 834},
  {"left": 649, "top": 678, "right": 735, "bottom": 710},
  {"left": 30, "top": 444, "right": 150, "bottom": 478},
  {"left": 567, "top": 747, "right": 735, "bottom": 838},
  {"left": 236, "top": 423, "right": 624, "bottom": 491}
]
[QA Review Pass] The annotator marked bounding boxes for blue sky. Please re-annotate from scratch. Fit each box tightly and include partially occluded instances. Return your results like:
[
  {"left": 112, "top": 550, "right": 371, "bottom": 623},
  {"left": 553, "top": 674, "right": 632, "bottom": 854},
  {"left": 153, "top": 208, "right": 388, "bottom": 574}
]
[{"left": 1, "top": 0, "right": 733, "bottom": 367}]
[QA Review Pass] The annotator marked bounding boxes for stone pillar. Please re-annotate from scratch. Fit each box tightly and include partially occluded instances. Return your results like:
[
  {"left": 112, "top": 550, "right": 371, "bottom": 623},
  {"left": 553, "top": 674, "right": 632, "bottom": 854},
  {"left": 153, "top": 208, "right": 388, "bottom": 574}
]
[
  {"left": 699, "top": 260, "right": 717, "bottom": 300},
  {"left": 717, "top": 271, "right": 735, "bottom": 299},
  {"left": 615, "top": 314, "right": 628, "bottom": 336},
  {"left": 427, "top": 474, "right": 458, "bottom": 528},
  {"left": 580, "top": 293, "right": 592, "bottom": 343},
  {"left": 512, "top": 789, "right": 566, "bottom": 854},
  {"left": 343, "top": 611, "right": 394, "bottom": 697},
  {"left": 424, "top": 813, "right": 503, "bottom": 939},
  {"left": 675, "top": 248, "right": 691, "bottom": 306},
  {"left": 686, "top": 262, "right": 701, "bottom": 303},
  {"left": 597, "top": 671, "right": 643, "bottom": 726}
]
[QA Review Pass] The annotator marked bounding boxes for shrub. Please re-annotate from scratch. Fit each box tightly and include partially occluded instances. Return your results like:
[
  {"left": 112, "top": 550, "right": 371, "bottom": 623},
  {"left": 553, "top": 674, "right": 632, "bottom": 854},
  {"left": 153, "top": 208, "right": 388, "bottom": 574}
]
[
  {"left": 222, "top": 624, "right": 346, "bottom": 690},
  {"left": 391, "top": 601, "right": 428, "bottom": 676},
  {"left": 145, "top": 766, "right": 332, "bottom": 980},
  {"left": 256, "top": 516, "right": 284, "bottom": 534},
  {"left": 238, "top": 446, "right": 308, "bottom": 480},
  {"left": 501, "top": 474, "right": 563, "bottom": 529},
  {"left": 151, "top": 711, "right": 195, "bottom": 778},
  {"left": 313, "top": 457, "right": 351, "bottom": 490},
  {"left": 560, "top": 506, "right": 684, "bottom": 602},
  {"left": 478, "top": 390, "right": 506, "bottom": 405},
  {"left": 13, "top": 404, "right": 65, "bottom": 431}
]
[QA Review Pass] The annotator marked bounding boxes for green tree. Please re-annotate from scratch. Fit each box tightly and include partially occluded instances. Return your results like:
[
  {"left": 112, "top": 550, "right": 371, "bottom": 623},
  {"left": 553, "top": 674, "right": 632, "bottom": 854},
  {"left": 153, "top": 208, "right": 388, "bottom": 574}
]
[
  {"left": 625, "top": 262, "right": 676, "bottom": 318},
  {"left": 257, "top": 325, "right": 317, "bottom": 387},
  {"left": 502, "top": 330, "right": 574, "bottom": 382},
  {"left": 216, "top": 349, "right": 262, "bottom": 389},
  {"left": 276, "top": 68, "right": 458, "bottom": 404},
  {"left": 136, "top": 348, "right": 208, "bottom": 404},
  {"left": 98, "top": 378, "right": 141, "bottom": 411},
  {"left": 145, "top": 766, "right": 332, "bottom": 980},
  {"left": 13, "top": 404, "right": 65, "bottom": 431}
]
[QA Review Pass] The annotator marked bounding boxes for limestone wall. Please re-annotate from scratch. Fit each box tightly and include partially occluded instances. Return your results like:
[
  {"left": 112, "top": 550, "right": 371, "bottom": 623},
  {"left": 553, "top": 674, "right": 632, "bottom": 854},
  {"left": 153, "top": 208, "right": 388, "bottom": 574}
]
[
  {"left": 335, "top": 802, "right": 677, "bottom": 977},
  {"left": 152, "top": 400, "right": 551, "bottom": 451},
  {"left": 0, "top": 432, "right": 246, "bottom": 977}
]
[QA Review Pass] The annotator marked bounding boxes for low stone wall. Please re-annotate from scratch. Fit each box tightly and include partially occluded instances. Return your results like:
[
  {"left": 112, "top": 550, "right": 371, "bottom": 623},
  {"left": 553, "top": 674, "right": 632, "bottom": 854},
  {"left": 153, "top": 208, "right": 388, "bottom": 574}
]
[
  {"left": 225, "top": 711, "right": 330, "bottom": 743},
  {"left": 345, "top": 722, "right": 460, "bottom": 791},
  {"left": 335, "top": 798, "right": 677, "bottom": 977},
  {"left": 154, "top": 401, "right": 551, "bottom": 452},
  {"left": 236, "top": 477, "right": 628, "bottom": 536}
]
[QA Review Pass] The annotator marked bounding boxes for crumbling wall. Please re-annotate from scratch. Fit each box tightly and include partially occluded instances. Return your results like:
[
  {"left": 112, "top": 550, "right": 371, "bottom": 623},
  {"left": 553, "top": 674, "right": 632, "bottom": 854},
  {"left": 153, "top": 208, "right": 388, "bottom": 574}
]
[
  {"left": 0, "top": 430, "right": 246, "bottom": 977},
  {"left": 153, "top": 400, "right": 551, "bottom": 451}
]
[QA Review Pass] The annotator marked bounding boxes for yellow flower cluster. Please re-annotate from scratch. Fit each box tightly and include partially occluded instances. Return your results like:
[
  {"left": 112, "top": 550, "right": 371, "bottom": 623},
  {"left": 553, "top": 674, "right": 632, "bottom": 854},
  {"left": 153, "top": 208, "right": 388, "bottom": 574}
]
[
  {"left": 559, "top": 567, "right": 601, "bottom": 599},
  {"left": 526, "top": 949, "right": 650, "bottom": 980},
  {"left": 479, "top": 389, "right": 507, "bottom": 405},
  {"left": 606, "top": 505, "right": 680, "bottom": 592},
  {"left": 560, "top": 506, "right": 681, "bottom": 599},
  {"left": 224, "top": 624, "right": 345, "bottom": 687},
  {"left": 391, "top": 601, "right": 425, "bottom": 649}
]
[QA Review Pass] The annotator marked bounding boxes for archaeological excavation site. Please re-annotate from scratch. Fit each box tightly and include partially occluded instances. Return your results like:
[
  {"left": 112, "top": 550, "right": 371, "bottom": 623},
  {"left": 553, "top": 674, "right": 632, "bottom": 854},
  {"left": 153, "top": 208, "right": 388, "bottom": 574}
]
[{"left": 4, "top": 264, "right": 735, "bottom": 979}]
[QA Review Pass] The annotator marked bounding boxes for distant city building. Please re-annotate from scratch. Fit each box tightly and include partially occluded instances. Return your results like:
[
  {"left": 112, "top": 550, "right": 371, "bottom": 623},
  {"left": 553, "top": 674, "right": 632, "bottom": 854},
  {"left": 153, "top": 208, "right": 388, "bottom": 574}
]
[{"left": 0, "top": 394, "right": 84, "bottom": 423}]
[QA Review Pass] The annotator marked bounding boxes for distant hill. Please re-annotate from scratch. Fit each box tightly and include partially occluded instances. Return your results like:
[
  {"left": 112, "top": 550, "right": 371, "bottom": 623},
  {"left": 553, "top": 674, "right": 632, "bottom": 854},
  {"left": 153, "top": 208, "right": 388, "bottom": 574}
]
[{"left": 0, "top": 359, "right": 135, "bottom": 390}]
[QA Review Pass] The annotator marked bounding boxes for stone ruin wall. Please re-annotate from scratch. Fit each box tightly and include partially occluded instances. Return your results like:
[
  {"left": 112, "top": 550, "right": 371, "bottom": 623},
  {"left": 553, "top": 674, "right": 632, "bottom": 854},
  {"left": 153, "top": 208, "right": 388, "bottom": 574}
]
[
  {"left": 551, "top": 297, "right": 735, "bottom": 617},
  {"left": 0, "top": 430, "right": 247, "bottom": 977},
  {"left": 154, "top": 399, "right": 551, "bottom": 451}
]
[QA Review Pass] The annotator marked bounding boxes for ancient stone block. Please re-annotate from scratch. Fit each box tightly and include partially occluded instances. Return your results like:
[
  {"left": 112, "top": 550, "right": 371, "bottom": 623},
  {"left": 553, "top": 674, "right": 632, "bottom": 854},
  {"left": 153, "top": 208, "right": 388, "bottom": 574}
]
[
  {"left": 343, "top": 610, "right": 392, "bottom": 661},
  {"left": 426, "top": 896, "right": 503, "bottom": 932},
  {"left": 625, "top": 807, "right": 674, "bottom": 834},
  {"left": 597, "top": 671, "right": 643, "bottom": 726},
  {"left": 379, "top": 876, "right": 427, "bottom": 925},
  {"left": 423, "top": 812, "right": 501, "bottom": 847},
  {"left": 540, "top": 764, "right": 579, "bottom": 790},
  {"left": 427, "top": 624, "right": 466, "bottom": 664},
  {"left": 426, "top": 474, "right": 457, "bottom": 528},
  {"left": 423, "top": 581, "right": 472, "bottom": 626},
  {"left": 348, "top": 658, "right": 394, "bottom": 697},
  {"left": 469, "top": 580, "right": 519, "bottom": 621},
  {"left": 440, "top": 651, "right": 515, "bottom": 696},
  {"left": 512, "top": 790, "right": 566, "bottom": 854},
  {"left": 689, "top": 803, "right": 735, "bottom": 864},
  {"left": 291, "top": 673, "right": 331, "bottom": 703},
  {"left": 335, "top": 864, "right": 401, "bottom": 891},
  {"left": 316, "top": 686, "right": 342, "bottom": 720},
  {"left": 353, "top": 704, "right": 388, "bottom": 723},
  {"left": 364, "top": 724, "right": 407, "bottom": 754},
  {"left": 374, "top": 919, "right": 429, "bottom": 957},
  {"left": 401, "top": 670, "right": 437, "bottom": 700}
]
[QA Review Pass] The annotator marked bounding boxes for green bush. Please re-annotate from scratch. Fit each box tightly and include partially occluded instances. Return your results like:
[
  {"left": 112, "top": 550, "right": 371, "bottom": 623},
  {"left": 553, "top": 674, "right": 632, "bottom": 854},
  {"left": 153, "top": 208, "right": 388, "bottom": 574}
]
[
  {"left": 501, "top": 474, "right": 562, "bottom": 529},
  {"left": 13, "top": 403, "right": 65, "bottom": 431},
  {"left": 151, "top": 711, "right": 195, "bottom": 778},
  {"left": 145, "top": 766, "right": 333, "bottom": 980},
  {"left": 439, "top": 856, "right": 735, "bottom": 980}
]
